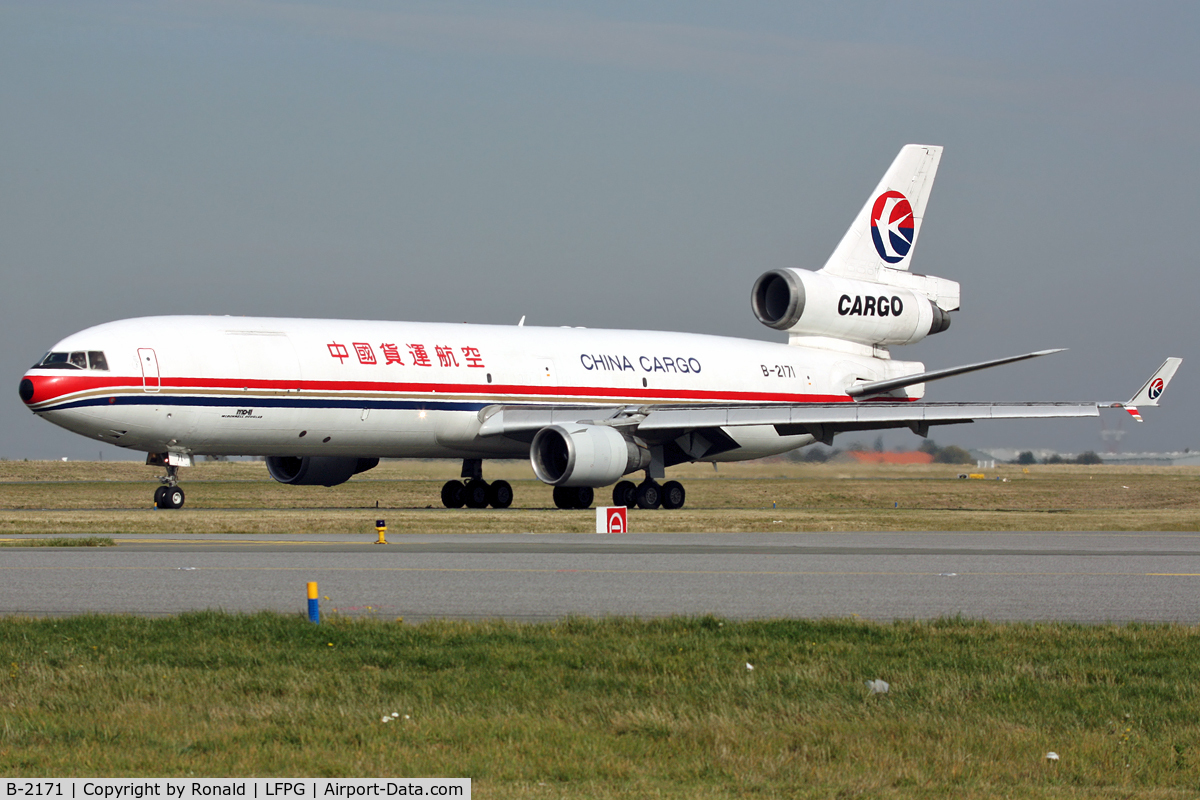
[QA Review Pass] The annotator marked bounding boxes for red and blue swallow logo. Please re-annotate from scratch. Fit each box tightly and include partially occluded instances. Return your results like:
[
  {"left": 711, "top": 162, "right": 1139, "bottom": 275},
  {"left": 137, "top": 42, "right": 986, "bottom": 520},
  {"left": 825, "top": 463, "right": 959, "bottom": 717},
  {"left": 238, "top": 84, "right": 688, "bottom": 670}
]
[
  {"left": 870, "top": 190, "right": 915, "bottom": 264},
  {"left": 1148, "top": 377, "right": 1164, "bottom": 400}
]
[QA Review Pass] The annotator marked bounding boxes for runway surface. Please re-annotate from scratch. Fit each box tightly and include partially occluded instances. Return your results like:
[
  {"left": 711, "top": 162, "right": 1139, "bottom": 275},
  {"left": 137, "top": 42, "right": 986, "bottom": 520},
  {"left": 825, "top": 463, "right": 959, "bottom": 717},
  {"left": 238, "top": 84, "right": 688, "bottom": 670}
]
[{"left": 3, "top": 532, "right": 1200, "bottom": 623}]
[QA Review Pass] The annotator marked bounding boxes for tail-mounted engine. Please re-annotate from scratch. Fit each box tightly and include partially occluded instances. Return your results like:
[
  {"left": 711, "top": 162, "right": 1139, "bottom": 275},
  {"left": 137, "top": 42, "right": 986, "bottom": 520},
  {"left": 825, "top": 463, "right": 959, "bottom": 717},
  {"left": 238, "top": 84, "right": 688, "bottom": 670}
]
[{"left": 751, "top": 268, "right": 956, "bottom": 347}]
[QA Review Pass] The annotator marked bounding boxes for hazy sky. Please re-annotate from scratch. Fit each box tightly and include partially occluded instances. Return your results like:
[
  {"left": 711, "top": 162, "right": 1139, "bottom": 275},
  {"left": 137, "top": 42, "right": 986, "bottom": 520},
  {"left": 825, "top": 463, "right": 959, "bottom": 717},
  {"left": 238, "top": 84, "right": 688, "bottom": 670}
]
[{"left": 3, "top": 1, "right": 1197, "bottom": 460}]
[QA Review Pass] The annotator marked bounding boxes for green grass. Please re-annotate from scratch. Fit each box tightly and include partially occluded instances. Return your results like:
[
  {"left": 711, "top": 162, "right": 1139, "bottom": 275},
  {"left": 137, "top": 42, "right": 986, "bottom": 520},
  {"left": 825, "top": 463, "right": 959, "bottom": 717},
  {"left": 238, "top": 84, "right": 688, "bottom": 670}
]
[
  {"left": 2, "top": 613, "right": 1200, "bottom": 797},
  {"left": 0, "top": 536, "right": 113, "bottom": 547}
]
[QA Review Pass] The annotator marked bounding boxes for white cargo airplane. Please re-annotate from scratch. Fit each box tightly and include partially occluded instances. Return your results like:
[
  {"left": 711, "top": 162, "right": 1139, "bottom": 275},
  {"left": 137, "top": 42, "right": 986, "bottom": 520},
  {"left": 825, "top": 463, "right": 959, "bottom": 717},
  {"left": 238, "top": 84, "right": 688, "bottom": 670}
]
[{"left": 19, "top": 145, "right": 1181, "bottom": 510}]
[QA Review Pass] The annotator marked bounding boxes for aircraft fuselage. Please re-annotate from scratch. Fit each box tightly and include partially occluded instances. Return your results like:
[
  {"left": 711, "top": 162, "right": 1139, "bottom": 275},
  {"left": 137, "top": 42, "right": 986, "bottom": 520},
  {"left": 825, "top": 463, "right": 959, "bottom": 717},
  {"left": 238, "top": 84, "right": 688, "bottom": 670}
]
[{"left": 21, "top": 315, "right": 922, "bottom": 461}]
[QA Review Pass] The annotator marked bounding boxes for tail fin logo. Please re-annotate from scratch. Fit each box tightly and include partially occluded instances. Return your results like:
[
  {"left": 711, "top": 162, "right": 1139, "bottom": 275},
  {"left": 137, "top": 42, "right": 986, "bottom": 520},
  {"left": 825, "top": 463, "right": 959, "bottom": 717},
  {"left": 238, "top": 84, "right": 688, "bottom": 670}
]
[
  {"left": 870, "top": 190, "right": 915, "bottom": 264},
  {"left": 1149, "top": 377, "right": 1164, "bottom": 400}
]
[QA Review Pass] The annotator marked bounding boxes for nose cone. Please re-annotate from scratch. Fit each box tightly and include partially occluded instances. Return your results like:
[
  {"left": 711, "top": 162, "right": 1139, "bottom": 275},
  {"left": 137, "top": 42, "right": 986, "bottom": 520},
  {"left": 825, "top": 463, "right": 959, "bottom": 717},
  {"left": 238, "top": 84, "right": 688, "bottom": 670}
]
[{"left": 19, "top": 377, "right": 35, "bottom": 404}]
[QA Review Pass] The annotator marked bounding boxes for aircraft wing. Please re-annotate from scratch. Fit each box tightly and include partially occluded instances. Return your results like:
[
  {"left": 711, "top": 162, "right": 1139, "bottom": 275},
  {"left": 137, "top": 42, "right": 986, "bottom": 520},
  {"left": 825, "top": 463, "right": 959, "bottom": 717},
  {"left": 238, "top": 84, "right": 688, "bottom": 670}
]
[
  {"left": 478, "top": 401, "right": 1099, "bottom": 449},
  {"left": 477, "top": 356, "right": 1180, "bottom": 456},
  {"left": 636, "top": 401, "right": 1099, "bottom": 443}
]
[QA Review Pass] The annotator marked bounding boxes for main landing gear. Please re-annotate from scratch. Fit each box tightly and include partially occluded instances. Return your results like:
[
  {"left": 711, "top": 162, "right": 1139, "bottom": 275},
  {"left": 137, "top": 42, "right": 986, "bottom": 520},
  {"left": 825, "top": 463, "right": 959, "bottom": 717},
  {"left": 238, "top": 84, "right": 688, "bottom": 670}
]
[
  {"left": 439, "top": 460, "right": 689, "bottom": 511},
  {"left": 552, "top": 486, "right": 593, "bottom": 509},
  {"left": 554, "top": 481, "right": 687, "bottom": 510},
  {"left": 611, "top": 479, "right": 686, "bottom": 510},
  {"left": 441, "top": 459, "right": 514, "bottom": 509}
]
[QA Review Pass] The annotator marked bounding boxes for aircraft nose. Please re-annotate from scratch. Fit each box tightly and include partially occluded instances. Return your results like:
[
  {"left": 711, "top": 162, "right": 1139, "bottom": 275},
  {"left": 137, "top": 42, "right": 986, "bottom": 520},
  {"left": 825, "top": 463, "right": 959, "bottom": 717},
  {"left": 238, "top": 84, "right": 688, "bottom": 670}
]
[{"left": 19, "top": 377, "right": 35, "bottom": 404}]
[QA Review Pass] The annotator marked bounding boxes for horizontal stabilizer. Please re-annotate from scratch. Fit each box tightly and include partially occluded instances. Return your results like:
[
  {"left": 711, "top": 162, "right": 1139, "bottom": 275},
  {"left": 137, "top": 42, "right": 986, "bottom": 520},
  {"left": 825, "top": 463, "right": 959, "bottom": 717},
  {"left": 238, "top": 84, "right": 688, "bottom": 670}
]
[{"left": 847, "top": 349, "right": 1066, "bottom": 398}]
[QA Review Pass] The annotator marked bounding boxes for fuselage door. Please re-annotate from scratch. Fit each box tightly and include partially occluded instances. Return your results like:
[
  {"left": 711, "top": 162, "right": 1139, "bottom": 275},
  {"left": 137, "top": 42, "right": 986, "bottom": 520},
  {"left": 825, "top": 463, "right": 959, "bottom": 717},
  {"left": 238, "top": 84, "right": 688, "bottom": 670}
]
[{"left": 137, "top": 348, "right": 161, "bottom": 393}]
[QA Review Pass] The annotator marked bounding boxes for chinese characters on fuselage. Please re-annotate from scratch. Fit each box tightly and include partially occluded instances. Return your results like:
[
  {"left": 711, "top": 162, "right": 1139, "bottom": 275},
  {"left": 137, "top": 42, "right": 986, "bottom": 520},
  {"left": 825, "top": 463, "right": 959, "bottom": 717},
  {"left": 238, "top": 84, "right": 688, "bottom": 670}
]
[{"left": 326, "top": 342, "right": 486, "bottom": 368}]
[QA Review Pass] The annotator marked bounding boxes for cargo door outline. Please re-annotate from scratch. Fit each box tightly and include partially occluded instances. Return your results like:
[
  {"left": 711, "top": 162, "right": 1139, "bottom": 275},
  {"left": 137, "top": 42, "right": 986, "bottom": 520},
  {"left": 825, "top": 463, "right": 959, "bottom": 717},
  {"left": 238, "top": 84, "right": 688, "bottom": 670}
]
[
  {"left": 217, "top": 332, "right": 303, "bottom": 447},
  {"left": 138, "top": 348, "right": 160, "bottom": 393}
]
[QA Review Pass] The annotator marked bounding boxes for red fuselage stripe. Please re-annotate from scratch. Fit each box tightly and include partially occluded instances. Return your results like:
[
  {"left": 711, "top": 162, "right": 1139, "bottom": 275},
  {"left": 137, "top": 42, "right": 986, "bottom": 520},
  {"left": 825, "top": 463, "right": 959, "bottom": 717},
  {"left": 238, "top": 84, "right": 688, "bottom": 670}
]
[{"left": 23, "top": 372, "right": 853, "bottom": 406}]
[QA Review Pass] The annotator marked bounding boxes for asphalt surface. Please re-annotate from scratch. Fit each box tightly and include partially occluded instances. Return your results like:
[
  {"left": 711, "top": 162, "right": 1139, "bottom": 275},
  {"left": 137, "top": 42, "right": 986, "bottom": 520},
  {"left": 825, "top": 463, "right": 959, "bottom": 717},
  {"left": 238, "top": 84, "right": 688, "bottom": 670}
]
[{"left": 3, "top": 532, "right": 1200, "bottom": 623}]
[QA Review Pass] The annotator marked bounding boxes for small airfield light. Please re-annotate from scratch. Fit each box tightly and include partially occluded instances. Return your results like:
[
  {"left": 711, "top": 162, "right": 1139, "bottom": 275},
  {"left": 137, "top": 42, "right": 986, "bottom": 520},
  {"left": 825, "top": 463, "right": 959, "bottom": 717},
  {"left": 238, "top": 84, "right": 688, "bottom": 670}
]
[{"left": 307, "top": 582, "right": 320, "bottom": 624}]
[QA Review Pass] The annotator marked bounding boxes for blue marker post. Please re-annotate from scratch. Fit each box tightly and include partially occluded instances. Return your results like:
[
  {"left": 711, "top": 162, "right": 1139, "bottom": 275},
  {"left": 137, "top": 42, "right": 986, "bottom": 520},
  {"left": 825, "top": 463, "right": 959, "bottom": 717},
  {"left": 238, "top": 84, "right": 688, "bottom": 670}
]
[{"left": 307, "top": 581, "right": 320, "bottom": 624}]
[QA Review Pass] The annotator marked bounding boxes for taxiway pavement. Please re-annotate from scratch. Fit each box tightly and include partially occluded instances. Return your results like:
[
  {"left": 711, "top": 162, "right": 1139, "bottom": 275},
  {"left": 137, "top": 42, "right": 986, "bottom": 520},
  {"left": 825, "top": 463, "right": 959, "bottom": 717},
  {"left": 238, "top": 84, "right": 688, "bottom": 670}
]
[{"left": 3, "top": 532, "right": 1199, "bottom": 623}]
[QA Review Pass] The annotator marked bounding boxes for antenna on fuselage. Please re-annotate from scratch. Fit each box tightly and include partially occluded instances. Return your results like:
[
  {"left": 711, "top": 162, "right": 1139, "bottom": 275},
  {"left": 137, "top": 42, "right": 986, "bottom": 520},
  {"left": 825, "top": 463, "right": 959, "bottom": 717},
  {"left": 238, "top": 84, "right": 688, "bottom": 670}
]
[{"left": 518, "top": 315, "right": 526, "bottom": 326}]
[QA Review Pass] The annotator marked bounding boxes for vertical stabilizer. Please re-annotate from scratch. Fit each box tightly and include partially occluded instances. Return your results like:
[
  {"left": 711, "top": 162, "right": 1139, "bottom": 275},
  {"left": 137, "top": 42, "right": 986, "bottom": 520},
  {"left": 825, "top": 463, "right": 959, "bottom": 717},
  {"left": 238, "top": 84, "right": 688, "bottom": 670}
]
[{"left": 820, "top": 144, "right": 942, "bottom": 282}]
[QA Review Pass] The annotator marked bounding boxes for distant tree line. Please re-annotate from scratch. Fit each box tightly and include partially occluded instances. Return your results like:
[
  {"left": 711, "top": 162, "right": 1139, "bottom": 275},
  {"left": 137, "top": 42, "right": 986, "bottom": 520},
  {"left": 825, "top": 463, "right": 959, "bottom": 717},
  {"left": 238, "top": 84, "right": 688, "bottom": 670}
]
[
  {"left": 786, "top": 438, "right": 979, "bottom": 464},
  {"left": 916, "top": 439, "right": 975, "bottom": 464},
  {"left": 1015, "top": 450, "right": 1104, "bottom": 465},
  {"left": 787, "top": 440, "right": 1106, "bottom": 466},
  {"left": 786, "top": 445, "right": 838, "bottom": 463}
]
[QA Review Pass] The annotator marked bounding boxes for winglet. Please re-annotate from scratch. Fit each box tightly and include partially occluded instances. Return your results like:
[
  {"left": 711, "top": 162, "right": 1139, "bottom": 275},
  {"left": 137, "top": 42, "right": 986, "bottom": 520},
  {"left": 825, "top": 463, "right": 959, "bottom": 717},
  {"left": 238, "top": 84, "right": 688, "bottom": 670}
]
[{"left": 1113, "top": 357, "right": 1182, "bottom": 422}]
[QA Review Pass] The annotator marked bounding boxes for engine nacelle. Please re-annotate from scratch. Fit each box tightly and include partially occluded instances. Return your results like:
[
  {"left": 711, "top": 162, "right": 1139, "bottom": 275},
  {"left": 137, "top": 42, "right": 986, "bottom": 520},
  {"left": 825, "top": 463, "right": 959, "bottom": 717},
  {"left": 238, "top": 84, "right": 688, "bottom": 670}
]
[
  {"left": 265, "top": 456, "right": 380, "bottom": 487},
  {"left": 530, "top": 424, "right": 650, "bottom": 487},
  {"left": 751, "top": 268, "right": 952, "bottom": 346}
]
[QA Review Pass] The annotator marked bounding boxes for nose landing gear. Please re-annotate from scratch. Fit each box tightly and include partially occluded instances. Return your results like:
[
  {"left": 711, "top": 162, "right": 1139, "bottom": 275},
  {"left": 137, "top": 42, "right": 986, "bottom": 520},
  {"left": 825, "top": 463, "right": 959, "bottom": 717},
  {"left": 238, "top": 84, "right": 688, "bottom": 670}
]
[
  {"left": 153, "top": 465, "right": 185, "bottom": 509},
  {"left": 147, "top": 453, "right": 190, "bottom": 509}
]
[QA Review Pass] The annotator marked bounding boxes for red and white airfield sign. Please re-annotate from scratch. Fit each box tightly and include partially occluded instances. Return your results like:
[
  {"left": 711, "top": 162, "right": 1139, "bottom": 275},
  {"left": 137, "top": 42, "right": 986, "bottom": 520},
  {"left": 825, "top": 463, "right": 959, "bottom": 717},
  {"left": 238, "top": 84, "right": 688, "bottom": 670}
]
[{"left": 596, "top": 506, "right": 628, "bottom": 533}]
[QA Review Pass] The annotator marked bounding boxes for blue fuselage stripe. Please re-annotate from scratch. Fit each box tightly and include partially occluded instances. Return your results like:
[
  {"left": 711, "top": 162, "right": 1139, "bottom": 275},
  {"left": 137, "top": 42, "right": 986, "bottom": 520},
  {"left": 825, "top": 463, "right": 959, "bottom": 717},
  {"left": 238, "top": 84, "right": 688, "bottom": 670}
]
[{"left": 39, "top": 395, "right": 495, "bottom": 414}]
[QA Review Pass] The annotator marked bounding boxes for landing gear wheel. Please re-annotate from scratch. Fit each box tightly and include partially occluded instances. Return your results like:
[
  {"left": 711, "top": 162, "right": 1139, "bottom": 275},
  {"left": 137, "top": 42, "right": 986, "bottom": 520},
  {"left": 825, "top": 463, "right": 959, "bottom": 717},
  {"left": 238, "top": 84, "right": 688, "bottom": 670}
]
[
  {"left": 441, "top": 480, "right": 465, "bottom": 508},
  {"left": 162, "top": 486, "right": 185, "bottom": 510},
  {"left": 463, "top": 479, "right": 490, "bottom": 509},
  {"left": 636, "top": 480, "right": 661, "bottom": 510},
  {"left": 574, "top": 486, "right": 594, "bottom": 509},
  {"left": 553, "top": 486, "right": 594, "bottom": 509},
  {"left": 613, "top": 480, "right": 637, "bottom": 509},
  {"left": 661, "top": 480, "right": 686, "bottom": 510},
  {"left": 154, "top": 486, "right": 169, "bottom": 508},
  {"left": 488, "top": 480, "right": 514, "bottom": 509}
]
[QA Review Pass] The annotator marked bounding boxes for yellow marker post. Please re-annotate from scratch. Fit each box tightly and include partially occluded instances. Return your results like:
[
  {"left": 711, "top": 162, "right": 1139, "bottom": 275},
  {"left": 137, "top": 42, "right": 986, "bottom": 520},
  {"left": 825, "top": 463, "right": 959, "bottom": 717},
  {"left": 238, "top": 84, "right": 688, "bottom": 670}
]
[
  {"left": 307, "top": 582, "right": 319, "bottom": 624},
  {"left": 375, "top": 519, "right": 387, "bottom": 545}
]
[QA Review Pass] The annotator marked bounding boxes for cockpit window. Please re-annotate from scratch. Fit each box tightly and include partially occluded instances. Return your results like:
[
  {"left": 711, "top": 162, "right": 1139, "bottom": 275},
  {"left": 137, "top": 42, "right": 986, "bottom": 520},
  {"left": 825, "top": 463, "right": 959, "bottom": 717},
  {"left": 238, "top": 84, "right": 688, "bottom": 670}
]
[
  {"left": 34, "top": 351, "right": 109, "bottom": 371},
  {"left": 37, "top": 352, "right": 70, "bottom": 368}
]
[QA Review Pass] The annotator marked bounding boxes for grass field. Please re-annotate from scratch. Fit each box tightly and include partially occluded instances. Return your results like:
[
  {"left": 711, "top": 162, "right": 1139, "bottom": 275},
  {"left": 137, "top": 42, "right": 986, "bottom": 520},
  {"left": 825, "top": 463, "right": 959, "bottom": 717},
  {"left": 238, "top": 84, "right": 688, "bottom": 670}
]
[
  {"left": 1, "top": 459, "right": 1198, "bottom": 535},
  {"left": 2, "top": 613, "right": 1200, "bottom": 798},
  {"left": 0, "top": 536, "right": 113, "bottom": 547}
]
